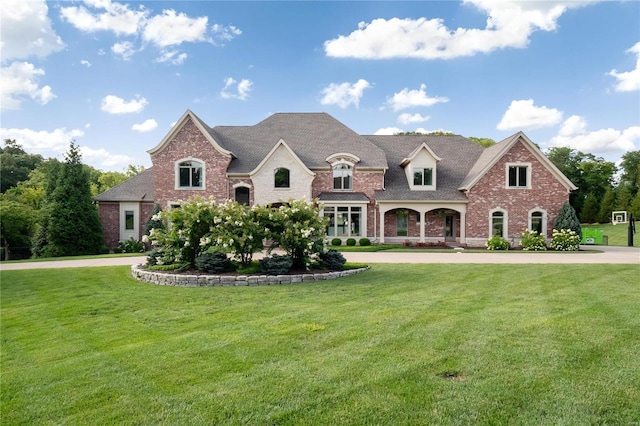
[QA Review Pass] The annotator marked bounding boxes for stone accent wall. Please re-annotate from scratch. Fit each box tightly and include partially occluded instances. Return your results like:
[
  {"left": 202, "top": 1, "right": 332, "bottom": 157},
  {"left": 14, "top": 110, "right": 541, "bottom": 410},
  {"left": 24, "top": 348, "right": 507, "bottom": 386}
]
[
  {"left": 228, "top": 178, "right": 254, "bottom": 204},
  {"left": 151, "top": 118, "right": 232, "bottom": 207},
  {"left": 466, "top": 141, "right": 569, "bottom": 241},
  {"left": 251, "top": 144, "right": 314, "bottom": 205},
  {"left": 99, "top": 202, "right": 119, "bottom": 249},
  {"left": 132, "top": 264, "right": 369, "bottom": 286}
]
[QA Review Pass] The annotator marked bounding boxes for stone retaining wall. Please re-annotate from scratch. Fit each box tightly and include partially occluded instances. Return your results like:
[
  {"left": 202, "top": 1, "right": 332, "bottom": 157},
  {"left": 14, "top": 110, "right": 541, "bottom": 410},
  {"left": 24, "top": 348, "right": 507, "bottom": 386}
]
[{"left": 131, "top": 264, "right": 369, "bottom": 287}]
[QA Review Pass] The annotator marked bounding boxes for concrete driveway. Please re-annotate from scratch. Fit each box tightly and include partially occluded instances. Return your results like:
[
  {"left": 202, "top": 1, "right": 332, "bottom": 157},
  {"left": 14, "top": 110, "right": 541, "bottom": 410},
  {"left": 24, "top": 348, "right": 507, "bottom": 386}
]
[{"left": 1, "top": 245, "right": 638, "bottom": 271}]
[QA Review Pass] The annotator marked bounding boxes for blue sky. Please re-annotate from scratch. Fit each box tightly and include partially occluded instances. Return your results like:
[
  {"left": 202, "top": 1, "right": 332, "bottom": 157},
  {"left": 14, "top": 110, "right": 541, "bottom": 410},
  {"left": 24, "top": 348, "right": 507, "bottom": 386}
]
[{"left": 1, "top": 0, "right": 639, "bottom": 172}]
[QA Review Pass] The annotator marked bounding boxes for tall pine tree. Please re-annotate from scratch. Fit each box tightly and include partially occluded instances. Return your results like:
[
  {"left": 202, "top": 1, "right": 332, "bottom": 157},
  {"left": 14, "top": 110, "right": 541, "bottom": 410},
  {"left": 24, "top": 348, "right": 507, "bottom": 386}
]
[{"left": 37, "top": 142, "right": 105, "bottom": 256}]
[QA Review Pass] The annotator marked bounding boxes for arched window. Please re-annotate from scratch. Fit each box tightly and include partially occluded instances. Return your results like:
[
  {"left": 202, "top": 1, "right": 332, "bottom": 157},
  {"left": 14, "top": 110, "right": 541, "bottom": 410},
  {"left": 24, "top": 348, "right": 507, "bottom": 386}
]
[
  {"left": 177, "top": 160, "right": 203, "bottom": 188},
  {"left": 274, "top": 168, "right": 290, "bottom": 188},
  {"left": 333, "top": 164, "right": 352, "bottom": 190},
  {"left": 530, "top": 211, "right": 544, "bottom": 234},
  {"left": 492, "top": 211, "right": 505, "bottom": 237},
  {"left": 235, "top": 187, "right": 250, "bottom": 205}
]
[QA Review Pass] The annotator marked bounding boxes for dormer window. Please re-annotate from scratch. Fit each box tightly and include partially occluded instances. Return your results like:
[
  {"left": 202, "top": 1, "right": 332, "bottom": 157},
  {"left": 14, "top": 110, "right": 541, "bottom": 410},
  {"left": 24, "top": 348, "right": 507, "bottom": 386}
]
[
  {"left": 413, "top": 167, "right": 433, "bottom": 186},
  {"left": 401, "top": 143, "right": 440, "bottom": 191},
  {"left": 274, "top": 167, "right": 290, "bottom": 188},
  {"left": 176, "top": 159, "right": 204, "bottom": 189},
  {"left": 333, "top": 164, "right": 352, "bottom": 190}
]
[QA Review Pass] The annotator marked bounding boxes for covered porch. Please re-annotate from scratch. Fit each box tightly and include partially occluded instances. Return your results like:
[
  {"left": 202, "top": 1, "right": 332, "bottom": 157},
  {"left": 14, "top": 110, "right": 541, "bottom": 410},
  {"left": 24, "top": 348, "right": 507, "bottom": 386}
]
[{"left": 377, "top": 202, "right": 467, "bottom": 245}]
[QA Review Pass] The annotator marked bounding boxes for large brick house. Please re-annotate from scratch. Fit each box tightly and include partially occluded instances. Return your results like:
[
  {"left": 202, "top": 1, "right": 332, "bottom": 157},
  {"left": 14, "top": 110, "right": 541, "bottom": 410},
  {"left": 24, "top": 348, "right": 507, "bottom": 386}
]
[{"left": 95, "top": 110, "right": 577, "bottom": 249}]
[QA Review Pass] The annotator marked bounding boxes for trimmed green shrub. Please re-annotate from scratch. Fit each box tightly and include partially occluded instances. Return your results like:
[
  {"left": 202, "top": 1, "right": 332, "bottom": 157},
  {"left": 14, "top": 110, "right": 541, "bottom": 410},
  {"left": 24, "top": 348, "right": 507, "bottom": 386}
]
[
  {"left": 113, "top": 237, "right": 145, "bottom": 253},
  {"left": 486, "top": 235, "right": 510, "bottom": 250},
  {"left": 148, "top": 263, "right": 190, "bottom": 272},
  {"left": 320, "top": 249, "right": 346, "bottom": 271},
  {"left": 331, "top": 238, "right": 342, "bottom": 246},
  {"left": 346, "top": 238, "right": 356, "bottom": 246},
  {"left": 359, "top": 238, "right": 371, "bottom": 246},
  {"left": 195, "top": 251, "right": 231, "bottom": 273},
  {"left": 260, "top": 254, "right": 293, "bottom": 275},
  {"left": 520, "top": 229, "right": 547, "bottom": 251},
  {"left": 550, "top": 229, "right": 581, "bottom": 251}
]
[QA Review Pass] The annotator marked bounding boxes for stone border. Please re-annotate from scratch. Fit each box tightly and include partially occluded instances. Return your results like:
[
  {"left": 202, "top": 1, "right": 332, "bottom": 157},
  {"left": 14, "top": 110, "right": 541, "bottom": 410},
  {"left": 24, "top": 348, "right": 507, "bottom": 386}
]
[{"left": 131, "top": 264, "right": 370, "bottom": 287}]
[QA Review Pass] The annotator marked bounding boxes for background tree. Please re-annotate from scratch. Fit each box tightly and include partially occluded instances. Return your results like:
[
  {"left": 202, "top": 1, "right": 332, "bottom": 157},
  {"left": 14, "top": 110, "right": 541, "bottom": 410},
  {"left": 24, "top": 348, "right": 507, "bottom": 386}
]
[
  {"left": 0, "top": 139, "right": 43, "bottom": 193},
  {"left": 629, "top": 191, "right": 640, "bottom": 219},
  {"left": 597, "top": 187, "right": 616, "bottom": 224},
  {"left": 35, "top": 142, "right": 105, "bottom": 257},
  {"left": 580, "top": 193, "right": 599, "bottom": 224},
  {"left": 468, "top": 137, "right": 496, "bottom": 147},
  {"left": 619, "top": 150, "right": 640, "bottom": 196},
  {"left": 615, "top": 185, "right": 633, "bottom": 212},
  {"left": 0, "top": 200, "right": 36, "bottom": 260}
]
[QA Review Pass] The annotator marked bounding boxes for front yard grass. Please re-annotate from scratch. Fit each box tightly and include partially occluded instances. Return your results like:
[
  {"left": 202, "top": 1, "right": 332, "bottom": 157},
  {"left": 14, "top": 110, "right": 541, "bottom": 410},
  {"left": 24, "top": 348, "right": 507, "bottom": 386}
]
[{"left": 2, "top": 264, "right": 639, "bottom": 425}]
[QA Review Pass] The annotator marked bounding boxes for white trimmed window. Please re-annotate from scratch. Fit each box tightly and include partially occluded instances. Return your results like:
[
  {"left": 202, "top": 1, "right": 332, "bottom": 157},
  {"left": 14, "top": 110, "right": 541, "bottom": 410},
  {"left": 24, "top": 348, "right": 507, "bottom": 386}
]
[
  {"left": 413, "top": 167, "right": 433, "bottom": 186},
  {"left": 489, "top": 208, "right": 508, "bottom": 238},
  {"left": 529, "top": 209, "right": 547, "bottom": 235},
  {"left": 176, "top": 159, "right": 205, "bottom": 189},
  {"left": 506, "top": 163, "right": 531, "bottom": 188},
  {"left": 324, "top": 205, "right": 362, "bottom": 237},
  {"left": 333, "top": 164, "right": 353, "bottom": 191}
]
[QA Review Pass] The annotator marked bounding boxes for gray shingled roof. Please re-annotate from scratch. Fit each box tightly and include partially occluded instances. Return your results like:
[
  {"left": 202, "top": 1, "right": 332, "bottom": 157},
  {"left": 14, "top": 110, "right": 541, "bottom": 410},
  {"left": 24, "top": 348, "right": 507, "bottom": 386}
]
[
  {"left": 94, "top": 167, "right": 155, "bottom": 202},
  {"left": 365, "top": 135, "right": 485, "bottom": 202},
  {"left": 317, "top": 192, "right": 370, "bottom": 202},
  {"left": 212, "top": 113, "right": 389, "bottom": 173}
]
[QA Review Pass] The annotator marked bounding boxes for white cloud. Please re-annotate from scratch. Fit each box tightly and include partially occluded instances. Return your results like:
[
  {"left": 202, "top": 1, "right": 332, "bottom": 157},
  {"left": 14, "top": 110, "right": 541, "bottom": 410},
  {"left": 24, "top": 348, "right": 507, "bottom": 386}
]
[
  {"left": 608, "top": 42, "right": 640, "bottom": 92},
  {"left": 320, "top": 79, "right": 371, "bottom": 109},
  {"left": 155, "top": 50, "right": 188, "bottom": 65},
  {"left": 497, "top": 99, "right": 563, "bottom": 131},
  {"left": 374, "top": 127, "right": 403, "bottom": 135},
  {"left": 60, "top": 0, "right": 146, "bottom": 36},
  {"left": 80, "top": 146, "right": 133, "bottom": 169},
  {"left": 398, "top": 113, "right": 431, "bottom": 125},
  {"left": 550, "top": 115, "right": 640, "bottom": 156},
  {"left": 0, "top": 0, "right": 65, "bottom": 62},
  {"left": 132, "top": 118, "right": 158, "bottom": 132},
  {"left": 387, "top": 84, "right": 448, "bottom": 111},
  {"left": 80, "top": 60, "right": 92, "bottom": 67},
  {"left": 100, "top": 95, "right": 148, "bottom": 114},
  {"left": 220, "top": 77, "right": 253, "bottom": 100},
  {"left": 143, "top": 9, "right": 209, "bottom": 47},
  {"left": 324, "top": 1, "right": 595, "bottom": 60},
  {"left": 1, "top": 61, "right": 56, "bottom": 110},
  {"left": 0, "top": 126, "right": 84, "bottom": 153},
  {"left": 212, "top": 24, "right": 242, "bottom": 44},
  {"left": 112, "top": 41, "right": 136, "bottom": 60}
]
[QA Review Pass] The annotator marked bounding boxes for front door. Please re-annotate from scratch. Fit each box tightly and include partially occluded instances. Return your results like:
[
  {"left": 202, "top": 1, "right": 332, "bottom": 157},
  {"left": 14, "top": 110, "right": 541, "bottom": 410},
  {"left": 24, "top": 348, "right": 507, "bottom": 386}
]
[{"left": 445, "top": 214, "right": 455, "bottom": 242}]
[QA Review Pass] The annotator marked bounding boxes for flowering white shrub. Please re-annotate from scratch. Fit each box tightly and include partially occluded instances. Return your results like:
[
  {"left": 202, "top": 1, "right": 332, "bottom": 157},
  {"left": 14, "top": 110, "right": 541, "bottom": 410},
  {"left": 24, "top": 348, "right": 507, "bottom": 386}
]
[
  {"left": 519, "top": 229, "right": 547, "bottom": 251},
  {"left": 147, "top": 196, "right": 327, "bottom": 271},
  {"left": 486, "top": 235, "right": 510, "bottom": 250},
  {"left": 550, "top": 229, "right": 581, "bottom": 251}
]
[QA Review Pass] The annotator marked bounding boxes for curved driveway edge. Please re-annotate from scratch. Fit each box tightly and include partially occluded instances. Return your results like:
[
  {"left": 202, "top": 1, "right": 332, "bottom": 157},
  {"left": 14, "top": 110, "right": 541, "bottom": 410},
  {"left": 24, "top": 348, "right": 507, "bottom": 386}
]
[{"left": 1, "top": 246, "right": 638, "bottom": 271}]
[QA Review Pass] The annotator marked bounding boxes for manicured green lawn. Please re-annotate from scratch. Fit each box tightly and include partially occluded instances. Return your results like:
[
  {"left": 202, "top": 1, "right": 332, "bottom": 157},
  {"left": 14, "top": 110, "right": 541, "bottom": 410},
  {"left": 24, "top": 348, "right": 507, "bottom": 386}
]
[{"left": 2, "top": 264, "right": 639, "bottom": 425}]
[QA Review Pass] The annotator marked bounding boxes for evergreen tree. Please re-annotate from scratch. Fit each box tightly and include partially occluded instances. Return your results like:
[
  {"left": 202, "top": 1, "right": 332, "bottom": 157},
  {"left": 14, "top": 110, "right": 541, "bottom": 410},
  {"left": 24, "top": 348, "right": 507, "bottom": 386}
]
[
  {"left": 554, "top": 201, "right": 582, "bottom": 238},
  {"left": 597, "top": 187, "right": 616, "bottom": 224},
  {"left": 580, "top": 193, "right": 599, "bottom": 224},
  {"left": 37, "top": 142, "right": 105, "bottom": 257},
  {"left": 615, "top": 184, "right": 633, "bottom": 211},
  {"left": 629, "top": 191, "right": 640, "bottom": 220}
]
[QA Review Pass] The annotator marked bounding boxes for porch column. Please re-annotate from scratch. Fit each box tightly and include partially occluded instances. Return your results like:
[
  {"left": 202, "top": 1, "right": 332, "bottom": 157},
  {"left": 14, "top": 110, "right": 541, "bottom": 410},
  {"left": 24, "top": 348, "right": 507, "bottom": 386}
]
[
  {"left": 379, "top": 207, "right": 386, "bottom": 243},
  {"left": 460, "top": 210, "right": 466, "bottom": 244},
  {"left": 419, "top": 210, "right": 425, "bottom": 243}
]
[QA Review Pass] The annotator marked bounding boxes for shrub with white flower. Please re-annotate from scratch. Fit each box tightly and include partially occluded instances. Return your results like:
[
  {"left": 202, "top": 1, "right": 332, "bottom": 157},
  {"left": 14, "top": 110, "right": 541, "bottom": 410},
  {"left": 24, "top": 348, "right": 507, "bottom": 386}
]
[
  {"left": 260, "top": 199, "right": 328, "bottom": 269},
  {"left": 550, "top": 228, "right": 581, "bottom": 251},
  {"left": 519, "top": 229, "right": 547, "bottom": 251},
  {"left": 486, "top": 235, "right": 510, "bottom": 250}
]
